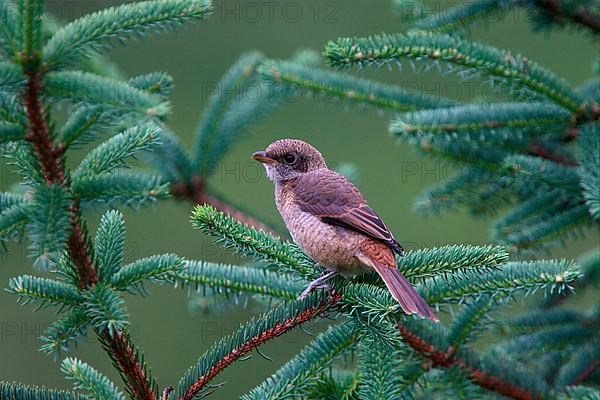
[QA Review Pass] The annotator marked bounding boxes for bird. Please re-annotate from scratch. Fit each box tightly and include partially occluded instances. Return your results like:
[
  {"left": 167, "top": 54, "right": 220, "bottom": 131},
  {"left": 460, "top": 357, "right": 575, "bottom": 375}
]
[{"left": 252, "top": 138, "right": 438, "bottom": 322}]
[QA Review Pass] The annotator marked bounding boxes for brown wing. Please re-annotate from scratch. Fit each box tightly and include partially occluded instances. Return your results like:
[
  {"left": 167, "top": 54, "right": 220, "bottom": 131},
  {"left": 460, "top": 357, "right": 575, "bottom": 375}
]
[{"left": 291, "top": 170, "right": 404, "bottom": 256}]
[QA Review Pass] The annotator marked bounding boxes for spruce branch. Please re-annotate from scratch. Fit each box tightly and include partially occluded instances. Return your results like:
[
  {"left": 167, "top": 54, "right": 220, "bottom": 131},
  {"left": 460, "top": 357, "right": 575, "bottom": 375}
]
[
  {"left": 84, "top": 285, "right": 129, "bottom": 337},
  {"left": 446, "top": 295, "right": 493, "bottom": 350},
  {"left": 398, "top": 244, "right": 509, "bottom": 280},
  {"left": 528, "top": 141, "right": 579, "bottom": 166},
  {"left": 17, "top": 38, "right": 156, "bottom": 399},
  {"left": 6, "top": 1, "right": 225, "bottom": 397},
  {"left": 110, "top": 254, "right": 184, "bottom": 291},
  {"left": 531, "top": 0, "right": 600, "bottom": 33},
  {"left": 492, "top": 189, "right": 566, "bottom": 237},
  {"left": 43, "top": 71, "right": 170, "bottom": 118},
  {"left": 0, "top": 0, "right": 18, "bottom": 57},
  {"left": 243, "top": 323, "right": 356, "bottom": 399},
  {"left": 566, "top": 344, "right": 600, "bottom": 386},
  {"left": 128, "top": 72, "right": 174, "bottom": 98},
  {"left": 61, "top": 357, "right": 126, "bottom": 400},
  {"left": 258, "top": 59, "right": 450, "bottom": 112},
  {"left": 172, "top": 179, "right": 277, "bottom": 234},
  {"left": 397, "top": 324, "right": 546, "bottom": 400},
  {"left": 0, "top": 192, "right": 26, "bottom": 211},
  {"left": 38, "top": 14, "right": 125, "bottom": 80},
  {"left": 390, "top": 102, "right": 572, "bottom": 137},
  {"left": 0, "top": 61, "right": 23, "bottom": 88},
  {"left": 408, "top": 367, "right": 489, "bottom": 399},
  {"left": 7, "top": 274, "right": 83, "bottom": 307},
  {"left": 99, "top": 330, "right": 158, "bottom": 400},
  {"left": 577, "top": 123, "right": 600, "bottom": 220},
  {"left": 577, "top": 248, "right": 600, "bottom": 289},
  {"left": 357, "top": 336, "right": 406, "bottom": 400},
  {"left": 413, "top": 0, "right": 515, "bottom": 33},
  {"left": 145, "top": 127, "right": 193, "bottom": 182},
  {"left": 175, "top": 260, "right": 305, "bottom": 300},
  {"left": 414, "top": 167, "right": 510, "bottom": 216},
  {"left": 94, "top": 210, "right": 126, "bottom": 282},
  {"left": 162, "top": 51, "right": 285, "bottom": 235},
  {"left": 27, "top": 184, "right": 73, "bottom": 265},
  {"left": 345, "top": 281, "right": 552, "bottom": 399},
  {"left": 496, "top": 324, "right": 596, "bottom": 358},
  {"left": 190, "top": 207, "right": 581, "bottom": 399},
  {"left": 19, "top": 0, "right": 44, "bottom": 64},
  {"left": 498, "top": 204, "right": 590, "bottom": 250},
  {"left": 155, "top": 52, "right": 302, "bottom": 235},
  {"left": 0, "top": 203, "right": 29, "bottom": 243},
  {"left": 42, "top": 0, "right": 213, "bottom": 70},
  {"left": 0, "top": 91, "right": 27, "bottom": 125},
  {"left": 204, "top": 190, "right": 280, "bottom": 233},
  {"left": 560, "top": 386, "right": 600, "bottom": 399},
  {"left": 325, "top": 32, "right": 582, "bottom": 112},
  {"left": 193, "top": 51, "right": 267, "bottom": 174},
  {"left": 393, "top": 0, "right": 427, "bottom": 21},
  {"left": 73, "top": 124, "right": 160, "bottom": 180},
  {"left": 0, "top": 381, "right": 85, "bottom": 400},
  {"left": 307, "top": 370, "right": 360, "bottom": 399},
  {"left": 5, "top": 138, "right": 46, "bottom": 185},
  {"left": 176, "top": 292, "right": 342, "bottom": 400},
  {"left": 158, "top": 128, "right": 276, "bottom": 233},
  {"left": 509, "top": 240, "right": 595, "bottom": 305},
  {"left": 191, "top": 204, "right": 314, "bottom": 278},
  {"left": 411, "top": 132, "right": 516, "bottom": 171},
  {"left": 423, "top": 259, "right": 580, "bottom": 304},
  {"left": 0, "top": 121, "right": 26, "bottom": 143},
  {"left": 340, "top": 283, "right": 406, "bottom": 330},
  {"left": 503, "top": 154, "right": 581, "bottom": 189},
  {"left": 40, "top": 307, "right": 89, "bottom": 356},
  {"left": 57, "top": 105, "right": 121, "bottom": 149},
  {"left": 73, "top": 172, "right": 170, "bottom": 207},
  {"left": 411, "top": 0, "right": 600, "bottom": 34},
  {"left": 494, "top": 308, "right": 588, "bottom": 337}
]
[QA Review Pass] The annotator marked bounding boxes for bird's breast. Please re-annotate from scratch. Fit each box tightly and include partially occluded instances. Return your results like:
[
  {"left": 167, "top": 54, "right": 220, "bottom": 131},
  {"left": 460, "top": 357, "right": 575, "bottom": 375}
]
[{"left": 275, "top": 187, "right": 367, "bottom": 275}]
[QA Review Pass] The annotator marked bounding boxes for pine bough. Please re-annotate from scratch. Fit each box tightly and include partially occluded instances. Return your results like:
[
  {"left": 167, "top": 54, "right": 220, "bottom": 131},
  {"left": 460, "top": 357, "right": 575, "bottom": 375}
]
[{"left": 1, "top": 0, "right": 598, "bottom": 399}]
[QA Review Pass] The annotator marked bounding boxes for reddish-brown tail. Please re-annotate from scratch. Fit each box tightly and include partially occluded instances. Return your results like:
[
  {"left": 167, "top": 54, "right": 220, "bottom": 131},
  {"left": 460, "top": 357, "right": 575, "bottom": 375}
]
[{"left": 371, "top": 262, "right": 438, "bottom": 322}]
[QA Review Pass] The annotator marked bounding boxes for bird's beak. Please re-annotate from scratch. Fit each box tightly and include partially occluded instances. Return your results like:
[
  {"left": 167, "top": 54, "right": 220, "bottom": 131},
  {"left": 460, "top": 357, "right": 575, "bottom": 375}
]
[{"left": 252, "top": 151, "right": 276, "bottom": 164}]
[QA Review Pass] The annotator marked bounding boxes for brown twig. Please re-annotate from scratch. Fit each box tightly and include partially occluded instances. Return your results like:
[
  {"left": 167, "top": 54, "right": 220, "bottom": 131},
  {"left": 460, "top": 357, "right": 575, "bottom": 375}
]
[
  {"left": 179, "top": 293, "right": 342, "bottom": 400},
  {"left": 398, "top": 324, "right": 539, "bottom": 400},
  {"left": 67, "top": 204, "right": 98, "bottom": 288},
  {"left": 533, "top": 0, "right": 600, "bottom": 34},
  {"left": 23, "top": 70, "right": 64, "bottom": 184},
  {"left": 102, "top": 331, "right": 158, "bottom": 400},
  {"left": 528, "top": 142, "right": 578, "bottom": 167},
  {"left": 22, "top": 65, "right": 156, "bottom": 400},
  {"left": 526, "top": 100, "right": 600, "bottom": 164},
  {"left": 171, "top": 175, "right": 277, "bottom": 235},
  {"left": 572, "top": 357, "right": 600, "bottom": 385}
]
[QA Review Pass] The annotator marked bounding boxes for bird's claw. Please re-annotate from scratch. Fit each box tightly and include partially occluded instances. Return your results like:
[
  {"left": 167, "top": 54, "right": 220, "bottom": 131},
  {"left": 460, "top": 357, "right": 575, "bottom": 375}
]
[{"left": 298, "top": 282, "right": 332, "bottom": 301}]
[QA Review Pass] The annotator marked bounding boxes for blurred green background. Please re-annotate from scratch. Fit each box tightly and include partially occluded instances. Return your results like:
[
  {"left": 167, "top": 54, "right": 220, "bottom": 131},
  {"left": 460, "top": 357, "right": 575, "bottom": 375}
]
[{"left": 0, "top": 0, "right": 597, "bottom": 398}]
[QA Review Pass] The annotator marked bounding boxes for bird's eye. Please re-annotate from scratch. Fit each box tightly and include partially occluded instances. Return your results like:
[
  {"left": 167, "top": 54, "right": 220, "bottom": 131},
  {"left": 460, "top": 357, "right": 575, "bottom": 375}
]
[{"left": 282, "top": 154, "right": 297, "bottom": 165}]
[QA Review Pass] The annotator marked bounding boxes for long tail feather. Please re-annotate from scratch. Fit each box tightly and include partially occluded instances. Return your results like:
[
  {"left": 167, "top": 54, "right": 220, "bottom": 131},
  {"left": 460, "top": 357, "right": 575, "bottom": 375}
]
[{"left": 371, "top": 262, "right": 438, "bottom": 322}]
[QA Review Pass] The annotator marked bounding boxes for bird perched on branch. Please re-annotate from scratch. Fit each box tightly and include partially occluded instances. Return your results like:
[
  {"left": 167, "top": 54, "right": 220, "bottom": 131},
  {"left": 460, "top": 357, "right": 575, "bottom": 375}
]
[{"left": 253, "top": 139, "right": 438, "bottom": 321}]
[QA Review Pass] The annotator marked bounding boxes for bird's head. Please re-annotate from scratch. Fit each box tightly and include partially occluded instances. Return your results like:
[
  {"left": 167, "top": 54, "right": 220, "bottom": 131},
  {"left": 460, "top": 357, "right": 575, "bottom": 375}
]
[{"left": 252, "top": 139, "right": 327, "bottom": 182}]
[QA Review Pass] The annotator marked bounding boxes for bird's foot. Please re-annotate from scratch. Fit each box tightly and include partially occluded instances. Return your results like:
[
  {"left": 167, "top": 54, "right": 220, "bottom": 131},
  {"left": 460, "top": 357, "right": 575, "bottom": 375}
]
[
  {"left": 298, "top": 270, "right": 338, "bottom": 300},
  {"left": 298, "top": 282, "right": 332, "bottom": 301}
]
